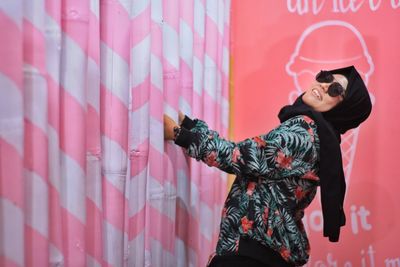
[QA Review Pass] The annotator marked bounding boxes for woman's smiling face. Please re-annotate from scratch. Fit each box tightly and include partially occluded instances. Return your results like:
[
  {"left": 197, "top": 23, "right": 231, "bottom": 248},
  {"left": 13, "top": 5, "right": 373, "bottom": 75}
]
[{"left": 302, "top": 74, "right": 348, "bottom": 112}]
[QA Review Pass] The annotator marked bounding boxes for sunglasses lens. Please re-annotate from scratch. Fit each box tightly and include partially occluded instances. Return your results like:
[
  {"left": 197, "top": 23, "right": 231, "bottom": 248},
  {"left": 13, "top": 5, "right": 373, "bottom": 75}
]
[
  {"left": 328, "top": 83, "right": 344, "bottom": 97},
  {"left": 316, "top": 70, "right": 334, "bottom": 83}
]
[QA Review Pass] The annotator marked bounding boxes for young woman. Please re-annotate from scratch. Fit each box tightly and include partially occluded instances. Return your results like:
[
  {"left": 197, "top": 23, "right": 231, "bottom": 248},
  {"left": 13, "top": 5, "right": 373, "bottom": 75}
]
[{"left": 164, "top": 66, "right": 372, "bottom": 267}]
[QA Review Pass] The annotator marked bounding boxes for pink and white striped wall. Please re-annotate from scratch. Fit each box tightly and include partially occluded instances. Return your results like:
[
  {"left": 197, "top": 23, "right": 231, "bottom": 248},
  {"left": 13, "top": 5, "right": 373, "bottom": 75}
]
[{"left": 0, "top": 0, "right": 231, "bottom": 266}]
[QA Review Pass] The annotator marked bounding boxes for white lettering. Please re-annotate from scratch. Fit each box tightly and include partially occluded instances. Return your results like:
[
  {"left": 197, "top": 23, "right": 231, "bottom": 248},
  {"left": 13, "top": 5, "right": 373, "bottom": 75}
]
[
  {"left": 367, "top": 245, "right": 376, "bottom": 267},
  {"left": 350, "top": 205, "right": 359, "bottom": 234},
  {"left": 287, "top": 0, "right": 309, "bottom": 15},
  {"left": 344, "top": 262, "right": 353, "bottom": 267},
  {"left": 369, "top": 0, "right": 382, "bottom": 11},
  {"left": 391, "top": 0, "right": 400, "bottom": 8},
  {"left": 358, "top": 206, "right": 372, "bottom": 231}
]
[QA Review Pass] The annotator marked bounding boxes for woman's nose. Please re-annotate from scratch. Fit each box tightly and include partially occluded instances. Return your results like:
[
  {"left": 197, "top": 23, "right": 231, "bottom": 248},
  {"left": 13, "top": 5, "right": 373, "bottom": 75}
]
[{"left": 321, "top": 83, "right": 330, "bottom": 93}]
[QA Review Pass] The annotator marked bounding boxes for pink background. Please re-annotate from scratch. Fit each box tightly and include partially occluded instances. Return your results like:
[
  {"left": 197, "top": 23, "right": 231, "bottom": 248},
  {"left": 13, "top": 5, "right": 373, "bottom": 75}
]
[{"left": 231, "top": 1, "right": 400, "bottom": 266}]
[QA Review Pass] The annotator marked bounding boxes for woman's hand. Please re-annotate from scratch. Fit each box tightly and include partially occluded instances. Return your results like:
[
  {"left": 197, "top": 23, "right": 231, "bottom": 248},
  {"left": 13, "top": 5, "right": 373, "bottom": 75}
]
[
  {"left": 164, "top": 114, "right": 179, "bottom": 140},
  {"left": 178, "top": 111, "right": 185, "bottom": 125}
]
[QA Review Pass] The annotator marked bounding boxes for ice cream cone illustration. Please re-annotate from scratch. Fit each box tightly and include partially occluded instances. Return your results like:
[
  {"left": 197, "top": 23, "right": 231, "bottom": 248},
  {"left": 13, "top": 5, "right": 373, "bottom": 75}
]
[{"left": 286, "top": 20, "right": 375, "bottom": 184}]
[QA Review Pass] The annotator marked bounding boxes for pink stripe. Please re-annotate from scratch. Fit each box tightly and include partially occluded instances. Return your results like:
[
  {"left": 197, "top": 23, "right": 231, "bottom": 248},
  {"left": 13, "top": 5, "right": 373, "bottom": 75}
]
[
  {"left": 24, "top": 120, "right": 48, "bottom": 180},
  {"left": 60, "top": 89, "right": 86, "bottom": 168},
  {"left": 180, "top": 0, "right": 194, "bottom": 26},
  {"left": 131, "top": 5, "right": 151, "bottom": 46},
  {"left": 100, "top": 1, "right": 130, "bottom": 61},
  {"left": 23, "top": 19, "right": 46, "bottom": 74},
  {"left": 132, "top": 77, "right": 150, "bottom": 110},
  {"left": 86, "top": 199, "right": 103, "bottom": 262},
  {"left": 100, "top": 85, "right": 129, "bottom": 152},
  {"left": 24, "top": 225, "right": 49, "bottom": 267},
  {"left": 0, "top": 11, "right": 23, "bottom": 89},
  {"left": 0, "top": 138, "right": 24, "bottom": 209},
  {"left": 102, "top": 177, "right": 127, "bottom": 232},
  {"left": 163, "top": 0, "right": 179, "bottom": 29},
  {"left": 128, "top": 207, "right": 145, "bottom": 240},
  {"left": 88, "top": 12, "right": 100, "bottom": 64},
  {"left": 45, "top": 0, "right": 61, "bottom": 23},
  {"left": 86, "top": 105, "right": 101, "bottom": 154},
  {"left": 61, "top": 0, "right": 90, "bottom": 55},
  {"left": 47, "top": 76, "right": 60, "bottom": 133},
  {"left": 130, "top": 141, "right": 149, "bottom": 177},
  {"left": 61, "top": 208, "right": 86, "bottom": 267},
  {"left": 149, "top": 206, "right": 175, "bottom": 253},
  {"left": 0, "top": 256, "right": 20, "bottom": 267},
  {"left": 49, "top": 185, "right": 63, "bottom": 253}
]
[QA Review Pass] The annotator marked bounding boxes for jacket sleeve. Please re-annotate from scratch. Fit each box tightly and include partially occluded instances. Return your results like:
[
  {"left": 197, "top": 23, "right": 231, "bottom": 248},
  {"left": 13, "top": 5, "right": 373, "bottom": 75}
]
[{"left": 175, "top": 116, "right": 318, "bottom": 179}]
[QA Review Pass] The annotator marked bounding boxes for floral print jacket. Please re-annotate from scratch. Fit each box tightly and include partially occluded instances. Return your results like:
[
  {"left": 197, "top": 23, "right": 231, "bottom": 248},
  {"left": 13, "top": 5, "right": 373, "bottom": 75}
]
[{"left": 175, "top": 115, "right": 320, "bottom": 266}]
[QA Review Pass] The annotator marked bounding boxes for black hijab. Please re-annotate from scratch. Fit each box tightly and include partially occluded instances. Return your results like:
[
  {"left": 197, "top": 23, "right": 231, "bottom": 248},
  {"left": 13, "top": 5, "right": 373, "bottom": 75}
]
[{"left": 278, "top": 66, "right": 372, "bottom": 242}]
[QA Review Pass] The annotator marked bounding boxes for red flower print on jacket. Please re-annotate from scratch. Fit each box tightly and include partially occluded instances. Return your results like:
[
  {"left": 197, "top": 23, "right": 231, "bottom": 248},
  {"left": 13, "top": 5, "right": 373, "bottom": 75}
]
[
  {"left": 205, "top": 151, "right": 218, "bottom": 167},
  {"left": 279, "top": 247, "right": 291, "bottom": 261},
  {"left": 241, "top": 216, "right": 254, "bottom": 234},
  {"left": 303, "top": 115, "right": 314, "bottom": 125},
  {"left": 276, "top": 151, "right": 293, "bottom": 169},
  {"left": 246, "top": 182, "right": 256, "bottom": 196},
  {"left": 232, "top": 147, "right": 241, "bottom": 163},
  {"left": 295, "top": 186, "right": 305, "bottom": 200},
  {"left": 253, "top": 136, "right": 266, "bottom": 147},
  {"left": 263, "top": 207, "right": 269, "bottom": 224},
  {"left": 267, "top": 228, "right": 273, "bottom": 237},
  {"left": 302, "top": 171, "right": 319, "bottom": 181}
]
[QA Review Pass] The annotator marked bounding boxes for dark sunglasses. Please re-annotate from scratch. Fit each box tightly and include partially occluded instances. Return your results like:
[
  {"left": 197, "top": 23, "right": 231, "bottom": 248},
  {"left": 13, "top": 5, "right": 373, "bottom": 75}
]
[{"left": 315, "top": 70, "right": 345, "bottom": 98}]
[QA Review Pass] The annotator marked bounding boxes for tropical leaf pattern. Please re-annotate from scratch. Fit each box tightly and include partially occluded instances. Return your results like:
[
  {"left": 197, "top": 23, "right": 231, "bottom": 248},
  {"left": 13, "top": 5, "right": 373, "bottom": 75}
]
[{"left": 184, "top": 115, "right": 320, "bottom": 265}]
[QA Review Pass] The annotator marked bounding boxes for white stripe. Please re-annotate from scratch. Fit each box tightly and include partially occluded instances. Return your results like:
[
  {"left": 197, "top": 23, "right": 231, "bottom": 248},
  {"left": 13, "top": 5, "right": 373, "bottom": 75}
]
[
  {"left": 163, "top": 23, "right": 180, "bottom": 70},
  {"left": 23, "top": 0, "right": 45, "bottom": 30},
  {"left": 131, "top": 35, "right": 150, "bottom": 88},
  {"left": 129, "top": 167, "right": 147, "bottom": 217},
  {"left": 24, "top": 169, "right": 49, "bottom": 238},
  {"left": 87, "top": 254, "right": 101, "bottom": 267},
  {"left": 222, "top": 46, "right": 229, "bottom": 76},
  {"left": 45, "top": 14, "right": 62, "bottom": 85},
  {"left": 214, "top": 203, "right": 223, "bottom": 233},
  {"left": 0, "top": 197, "right": 24, "bottom": 266},
  {"left": 102, "top": 135, "right": 128, "bottom": 193},
  {"left": 204, "top": 55, "right": 217, "bottom": 100},
  {"left": 150, "top": 239, "right": 175, "bottom": 267},
  {"left": 117, "top": 0, "right": 131, "bottom": 16},
  {"left": 190, "top": 180, "right": 200, "bottom": 218},
  {"left": 129, "top": 231, "right": 145, "bottom": 267},
  {"left": 163, "top": 103, "right": 178, "bottom": 121},
  {"left": 86, "top": 154, "right": 102, "bottom": 209},
  {"left": 193, "top": 57, "right": 203, "bottom": 95},
  {"left": 103, "top": 221, "right": 125, "bottom": 267},
  {"left": 224, "top": 0, "right": 231, "bottom": 25},
  {"left": 188, "top": 245, "right": 198, "bottom": 267},
  {"left": 150, "top": 54, "right": 163, "bottom": 90},
  {"left": 206, "top": 0, "right": 224, "bottom": 34},
  {"left": 199, "top": 202, "right": 213, "bottom": 241},
  {"left": 60, "top": 34, "right": 87, "bottom": 107},
  {"left": 90, "top": 0, "right": 99, "bottom": 18},
  {"left": 87, "top": 57, "right": 100, "bottom": 113},
  {"left": 175, "top": 238, "right": 187, "bottom": 267},
  {"left": 149, "top": 116, "right": 164, "bottom": 155},
  {"left": 100, "top": 42, "right": 130, "bottom": 108},
  {"left": 180, "top": 19, "right": 193, "bottom": 70},
  {"left": 0, "top": 72, "right": 24, "bottom": 156},
  {"left": 176, "top": 170, "right": 190, "bottom": 212},
  {"left": 194, "top": 0, "right": 205, "bottom": 38},
  {"left": 179, "top": 96, "right": 192, "bottom": 117},
  {"left": 60, "top": 152, "right": 86, "bottom": 223},
  {"left": 151, "top": 0, "right": 162, "bottom": 23},
  {"left": 23, "top": 64, "right": 48, "bottom": 133},
  {"left": 130, "top": 103, "right": 149, "bottom": 150},
  {"left": 48, "top": 126, "right": 61, "bottom": 192},
  {"left": 148, "top": 176, "right": 176, "bottom": 221},
  {"left": 49, "top": 243, "right": 64, "bottom": 266},
  {"left": 131, "top": 0, "right": 150, "bottom": 18},
  {"left": 0, "top": 0, "right": 23, "bottom": 29}
]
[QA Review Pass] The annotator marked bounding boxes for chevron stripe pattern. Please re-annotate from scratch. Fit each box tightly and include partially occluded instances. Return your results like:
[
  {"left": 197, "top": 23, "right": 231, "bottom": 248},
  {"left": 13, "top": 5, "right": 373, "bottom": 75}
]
[{"left": 0, "top": 0, "right": 230, "bottom": 266}]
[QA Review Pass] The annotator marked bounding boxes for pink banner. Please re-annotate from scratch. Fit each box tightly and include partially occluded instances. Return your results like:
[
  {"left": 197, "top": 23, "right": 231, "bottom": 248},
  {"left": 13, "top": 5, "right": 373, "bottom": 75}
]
[{"left": 232, "top": 1, "right": 400, "bottom": 266}]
